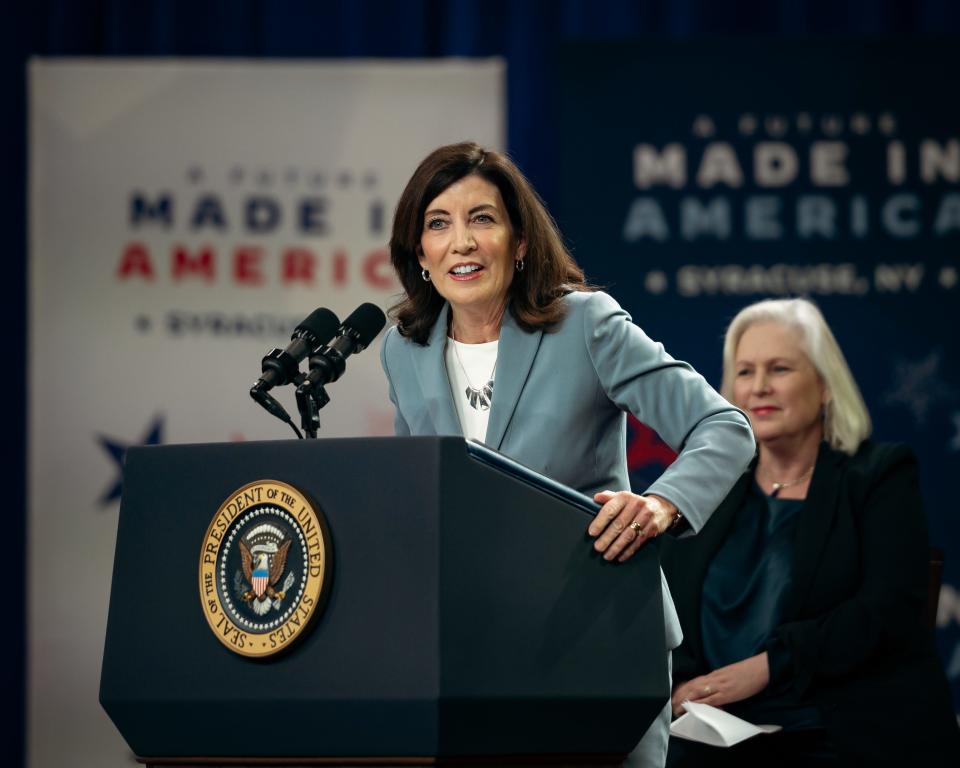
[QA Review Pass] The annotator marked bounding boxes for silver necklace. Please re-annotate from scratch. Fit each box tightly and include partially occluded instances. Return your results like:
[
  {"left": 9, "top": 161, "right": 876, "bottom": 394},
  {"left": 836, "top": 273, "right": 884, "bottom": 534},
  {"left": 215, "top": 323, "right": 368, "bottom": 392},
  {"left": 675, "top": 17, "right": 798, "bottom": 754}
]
[
  {"left": 451, "top": 332, "right": 497, "bottom": 411},
  {"left": 758, "top": 463, "right": 814, "bottom": 497}
]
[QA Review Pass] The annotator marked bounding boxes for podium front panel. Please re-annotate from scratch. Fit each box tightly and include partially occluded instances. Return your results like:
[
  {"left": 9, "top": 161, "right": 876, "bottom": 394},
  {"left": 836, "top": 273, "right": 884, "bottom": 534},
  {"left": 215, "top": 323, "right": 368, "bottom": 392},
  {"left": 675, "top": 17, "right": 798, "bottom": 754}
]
[{"left": 101, "top": 438, "right": 668, "bottom": 760}]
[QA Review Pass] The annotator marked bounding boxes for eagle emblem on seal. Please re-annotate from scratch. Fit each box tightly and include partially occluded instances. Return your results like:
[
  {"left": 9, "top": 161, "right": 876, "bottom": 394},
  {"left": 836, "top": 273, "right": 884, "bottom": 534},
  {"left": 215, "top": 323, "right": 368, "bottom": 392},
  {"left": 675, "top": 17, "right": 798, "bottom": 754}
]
[{"left": 235, "top": 523, "right": 296, "bottom": 616}]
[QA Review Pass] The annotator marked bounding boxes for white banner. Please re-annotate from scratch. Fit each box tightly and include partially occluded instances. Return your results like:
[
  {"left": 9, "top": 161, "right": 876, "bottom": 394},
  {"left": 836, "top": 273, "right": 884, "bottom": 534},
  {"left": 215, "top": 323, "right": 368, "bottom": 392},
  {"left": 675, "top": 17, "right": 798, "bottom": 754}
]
[{"left": 29, "top": 58, "right": 504, "bottom": 768}]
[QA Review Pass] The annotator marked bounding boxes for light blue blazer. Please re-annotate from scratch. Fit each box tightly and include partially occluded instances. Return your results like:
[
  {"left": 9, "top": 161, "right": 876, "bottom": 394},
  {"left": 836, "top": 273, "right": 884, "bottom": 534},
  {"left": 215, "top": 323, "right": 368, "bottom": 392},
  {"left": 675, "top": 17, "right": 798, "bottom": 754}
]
[{"left": 380, "top": 290, "right": 755, "bottom": 648}]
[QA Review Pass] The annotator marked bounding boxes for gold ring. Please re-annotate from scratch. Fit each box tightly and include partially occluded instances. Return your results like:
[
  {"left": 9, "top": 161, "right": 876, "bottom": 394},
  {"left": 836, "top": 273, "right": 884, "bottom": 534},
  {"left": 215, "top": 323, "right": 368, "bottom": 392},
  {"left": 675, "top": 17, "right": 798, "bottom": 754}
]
[
  {"left": 704, "top": 684, "right": 712, "bottom": 695},
  {"left": 629, "top": 521, "right": 643, "bottom": 534}
]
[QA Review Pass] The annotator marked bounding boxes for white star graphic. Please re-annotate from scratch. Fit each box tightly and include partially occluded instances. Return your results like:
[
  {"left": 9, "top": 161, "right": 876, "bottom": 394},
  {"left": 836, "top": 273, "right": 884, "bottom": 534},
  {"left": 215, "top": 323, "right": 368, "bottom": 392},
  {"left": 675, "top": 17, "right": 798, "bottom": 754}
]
[
  {"left": 882, "top": 350, "right": 954, "bottom": 426},
  {"left": 940, "top": 266, "right": 958, "bottom": 290},
  {"left": 950, "top": 412, "right": 960, "bottom": 452}
]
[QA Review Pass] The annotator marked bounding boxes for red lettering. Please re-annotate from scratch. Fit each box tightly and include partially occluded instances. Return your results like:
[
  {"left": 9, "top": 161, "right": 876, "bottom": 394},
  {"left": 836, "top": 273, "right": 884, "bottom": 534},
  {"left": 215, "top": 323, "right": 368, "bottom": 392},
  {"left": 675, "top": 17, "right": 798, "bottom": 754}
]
[
  {"left": 172, "top": 245, "right": 215, "bottom": 281},
  {"left": 113, "top": 244, "right": 401, "bottom": 287},
  {"left": 116, "top": 242, "right": 155, "bottom": 281},
  {"left": 234, "top": 246, "right": 264, "bottom": 285},
  {"left": 333, "top": 249, "right": 348, "bottom": 286},
  {"left": 281, "top": 247, "right": 316, "bottom": 285},
  {"left": 363, "top": 248, "right": 395, "bottom": 289}
]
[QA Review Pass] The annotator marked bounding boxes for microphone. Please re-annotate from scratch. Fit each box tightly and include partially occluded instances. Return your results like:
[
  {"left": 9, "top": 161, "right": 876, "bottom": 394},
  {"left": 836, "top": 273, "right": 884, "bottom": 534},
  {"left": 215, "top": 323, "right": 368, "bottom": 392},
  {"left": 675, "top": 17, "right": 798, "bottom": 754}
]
[
  {"left": 251, "top": 307, "right": 341, "bottom": 393},
  {"left": 296, "top": 303, "right": 387, "bottom": 394}
]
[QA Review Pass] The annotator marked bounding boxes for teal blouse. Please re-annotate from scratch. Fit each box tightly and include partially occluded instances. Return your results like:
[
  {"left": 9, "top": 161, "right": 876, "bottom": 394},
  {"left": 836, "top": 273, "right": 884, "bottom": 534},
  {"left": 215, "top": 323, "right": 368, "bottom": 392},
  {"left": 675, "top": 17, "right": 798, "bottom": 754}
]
[{"left": 700, "top": 480, "right": 822, "bottom": 729}]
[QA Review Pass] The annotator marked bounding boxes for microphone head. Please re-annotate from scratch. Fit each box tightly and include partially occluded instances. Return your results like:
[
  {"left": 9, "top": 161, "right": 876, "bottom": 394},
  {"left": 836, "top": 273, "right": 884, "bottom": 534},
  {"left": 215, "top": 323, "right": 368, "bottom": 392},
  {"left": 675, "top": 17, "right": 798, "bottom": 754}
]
[
  {"left": 296, "top": 307, "right": 341, "bottom": 345},
  {"left": 342, "top": 303, "right": 387, "bottom": 348}
]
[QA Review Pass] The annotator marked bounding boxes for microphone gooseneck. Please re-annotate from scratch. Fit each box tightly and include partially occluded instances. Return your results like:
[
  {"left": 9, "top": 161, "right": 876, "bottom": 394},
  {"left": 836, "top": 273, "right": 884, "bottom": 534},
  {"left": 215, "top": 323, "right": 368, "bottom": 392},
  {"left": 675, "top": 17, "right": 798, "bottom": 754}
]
[
  {"left": 297, "top": 303, "right": 387, "bottom": 393},
  {"left": 249, "top": 307, "right": 341, "bottom": 437},
  {"left": 295, "top": 303, "right": 387, "bottom": 438}
]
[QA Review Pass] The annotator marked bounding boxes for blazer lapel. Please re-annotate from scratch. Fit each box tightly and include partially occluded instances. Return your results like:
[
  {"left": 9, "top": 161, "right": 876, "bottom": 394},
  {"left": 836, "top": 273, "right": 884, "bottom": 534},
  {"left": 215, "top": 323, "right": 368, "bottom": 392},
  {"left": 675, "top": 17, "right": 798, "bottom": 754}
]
[
  {"left": 411, "top": 303, "right": 461, "bottom": 436},
  {"left": 484, "top": 309, "right": 542, "bottom": 450},
  {"left": 787, "top": 442, "right": 845, "bottom": 615}
]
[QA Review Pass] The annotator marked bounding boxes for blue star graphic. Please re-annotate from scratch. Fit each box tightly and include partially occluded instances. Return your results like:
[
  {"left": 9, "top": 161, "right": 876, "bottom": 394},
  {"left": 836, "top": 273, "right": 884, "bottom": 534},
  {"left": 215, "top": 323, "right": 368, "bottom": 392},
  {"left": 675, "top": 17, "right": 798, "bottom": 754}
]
[{"left": 97, "top": 415, "right": 164, "bottom": 507}]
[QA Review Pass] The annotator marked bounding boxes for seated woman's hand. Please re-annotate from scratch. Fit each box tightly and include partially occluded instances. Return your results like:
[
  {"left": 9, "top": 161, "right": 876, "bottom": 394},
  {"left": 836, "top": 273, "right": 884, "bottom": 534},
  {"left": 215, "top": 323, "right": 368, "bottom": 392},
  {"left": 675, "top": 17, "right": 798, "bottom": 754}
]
[
  {"left": 671, "top": 652, "right": 771, "bottom": 716},
  {"left": 588, "top": 491, "right": 678, "bottom": 562}
]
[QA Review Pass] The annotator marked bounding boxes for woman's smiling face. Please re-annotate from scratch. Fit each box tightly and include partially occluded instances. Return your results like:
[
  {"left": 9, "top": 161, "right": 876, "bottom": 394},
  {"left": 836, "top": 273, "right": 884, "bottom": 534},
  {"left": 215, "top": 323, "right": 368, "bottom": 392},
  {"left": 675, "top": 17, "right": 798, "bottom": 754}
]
[
  {"left": 418, "top": 174, "right": 524, "bottom": 323},
  {"left": 732, "top": 321, "right": 828, "bottom": 447}
]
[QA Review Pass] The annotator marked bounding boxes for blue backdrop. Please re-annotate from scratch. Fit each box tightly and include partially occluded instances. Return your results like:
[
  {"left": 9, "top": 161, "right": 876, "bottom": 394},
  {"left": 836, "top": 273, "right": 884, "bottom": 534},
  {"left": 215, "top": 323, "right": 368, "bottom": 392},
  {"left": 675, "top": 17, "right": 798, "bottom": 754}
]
[
  {"left": 557, "top": 34, "right": 960, "bottom": 709},
  {"left": 7, "top": 3, "right": 960, "bottom": 765}
]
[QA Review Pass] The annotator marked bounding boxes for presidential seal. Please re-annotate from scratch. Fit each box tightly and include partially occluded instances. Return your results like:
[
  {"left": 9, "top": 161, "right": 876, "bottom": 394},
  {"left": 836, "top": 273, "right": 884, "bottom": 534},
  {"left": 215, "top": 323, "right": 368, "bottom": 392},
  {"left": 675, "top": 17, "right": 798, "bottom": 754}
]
[{"left": 199, "top": 480, "right": 332, "bottom": 658}]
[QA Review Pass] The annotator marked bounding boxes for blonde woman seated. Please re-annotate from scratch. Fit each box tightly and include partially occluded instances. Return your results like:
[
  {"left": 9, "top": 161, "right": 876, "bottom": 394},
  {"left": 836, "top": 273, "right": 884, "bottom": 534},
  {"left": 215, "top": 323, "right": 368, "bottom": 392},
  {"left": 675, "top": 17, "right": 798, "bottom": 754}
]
[{"left": 661, "top": 298, "right": 959, "bottom": 766}]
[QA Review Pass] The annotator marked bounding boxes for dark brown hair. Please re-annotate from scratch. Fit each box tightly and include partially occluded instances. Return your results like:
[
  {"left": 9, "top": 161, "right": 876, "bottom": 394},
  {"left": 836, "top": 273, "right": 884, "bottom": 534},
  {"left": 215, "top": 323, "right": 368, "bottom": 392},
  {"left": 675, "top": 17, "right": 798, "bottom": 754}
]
[{"left": 389, "top": 142, "right": 590, "bottom": 344}]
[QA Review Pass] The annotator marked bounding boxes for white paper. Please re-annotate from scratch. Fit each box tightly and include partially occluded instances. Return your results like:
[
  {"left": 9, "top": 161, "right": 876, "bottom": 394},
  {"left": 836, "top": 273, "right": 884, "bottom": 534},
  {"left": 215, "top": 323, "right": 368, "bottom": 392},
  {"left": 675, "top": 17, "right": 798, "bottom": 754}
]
[{"left": 670, "top": 701, "right": 782, "bottom": 747}]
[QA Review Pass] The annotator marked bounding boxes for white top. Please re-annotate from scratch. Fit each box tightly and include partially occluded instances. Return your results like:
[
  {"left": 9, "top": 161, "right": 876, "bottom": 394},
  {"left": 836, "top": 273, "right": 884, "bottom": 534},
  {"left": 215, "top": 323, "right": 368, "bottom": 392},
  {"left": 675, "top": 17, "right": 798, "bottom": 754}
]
[{"left": 444, "top": 337, "right": 498, "bottom": 442}]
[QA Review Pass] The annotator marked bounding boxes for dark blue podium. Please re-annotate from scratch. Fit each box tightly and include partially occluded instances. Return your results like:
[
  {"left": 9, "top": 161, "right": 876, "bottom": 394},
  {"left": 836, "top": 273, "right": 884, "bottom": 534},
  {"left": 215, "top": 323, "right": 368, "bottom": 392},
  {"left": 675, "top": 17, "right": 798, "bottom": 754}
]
[{"left": 100, "top": 437, "right": 667, "bottom": 765}]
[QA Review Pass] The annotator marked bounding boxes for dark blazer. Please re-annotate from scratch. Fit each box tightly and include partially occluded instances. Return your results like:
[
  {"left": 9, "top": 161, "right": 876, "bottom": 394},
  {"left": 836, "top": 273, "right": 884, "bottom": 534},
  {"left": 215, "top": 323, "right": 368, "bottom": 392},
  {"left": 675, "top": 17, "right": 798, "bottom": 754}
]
[{"left": 661, "top": 440, "right": 959, "bottom": 765}]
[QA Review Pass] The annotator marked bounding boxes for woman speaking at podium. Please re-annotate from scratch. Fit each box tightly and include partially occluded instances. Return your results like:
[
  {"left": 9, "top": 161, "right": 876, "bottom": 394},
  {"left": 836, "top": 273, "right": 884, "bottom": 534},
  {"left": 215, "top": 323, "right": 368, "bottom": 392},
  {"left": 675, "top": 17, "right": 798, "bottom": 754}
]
[{"left": 380, "top": 142, "right": 755, "bottom": 767}]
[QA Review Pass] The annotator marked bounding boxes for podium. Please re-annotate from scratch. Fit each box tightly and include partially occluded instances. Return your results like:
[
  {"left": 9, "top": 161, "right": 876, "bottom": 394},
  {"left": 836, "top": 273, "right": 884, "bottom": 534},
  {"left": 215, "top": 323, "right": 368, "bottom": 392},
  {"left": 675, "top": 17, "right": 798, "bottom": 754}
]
[{"left": 100, "top": 437, "right": 668, "bottom": 765}]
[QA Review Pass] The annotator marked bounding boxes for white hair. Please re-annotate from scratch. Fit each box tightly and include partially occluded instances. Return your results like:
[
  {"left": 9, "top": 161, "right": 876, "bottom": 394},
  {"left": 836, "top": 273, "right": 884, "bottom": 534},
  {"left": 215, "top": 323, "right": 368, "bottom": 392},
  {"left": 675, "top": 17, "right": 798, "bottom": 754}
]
[{"left": 721, "top": 298, "right": 871, "bottom": 455}]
